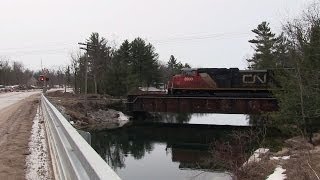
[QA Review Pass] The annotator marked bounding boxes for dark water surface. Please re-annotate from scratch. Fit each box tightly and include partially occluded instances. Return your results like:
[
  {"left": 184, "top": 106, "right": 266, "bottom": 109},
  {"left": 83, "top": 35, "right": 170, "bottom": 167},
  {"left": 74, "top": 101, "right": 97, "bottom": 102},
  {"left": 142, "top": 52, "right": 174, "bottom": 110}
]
[{"left": 90, "top": 114, "right": 249, "bottom": 180}]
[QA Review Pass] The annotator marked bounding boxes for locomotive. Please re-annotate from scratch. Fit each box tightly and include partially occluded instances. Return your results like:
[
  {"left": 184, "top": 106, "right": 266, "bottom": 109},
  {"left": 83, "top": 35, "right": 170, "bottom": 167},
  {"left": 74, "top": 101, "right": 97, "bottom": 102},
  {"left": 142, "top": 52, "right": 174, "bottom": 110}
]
[{"left": 167, "top": 68, "right": 274, "bottom": 97}]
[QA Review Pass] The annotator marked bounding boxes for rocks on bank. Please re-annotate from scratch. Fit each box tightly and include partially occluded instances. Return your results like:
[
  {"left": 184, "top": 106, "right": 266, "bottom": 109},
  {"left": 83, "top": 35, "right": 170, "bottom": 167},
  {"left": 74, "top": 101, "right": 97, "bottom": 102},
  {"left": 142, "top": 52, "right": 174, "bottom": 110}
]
[
  {"left": 242, "top": 134, "right": 320, "bottom": 180},
  {"left": 46, "top": 90, "right": 130, "bottom": 131}
]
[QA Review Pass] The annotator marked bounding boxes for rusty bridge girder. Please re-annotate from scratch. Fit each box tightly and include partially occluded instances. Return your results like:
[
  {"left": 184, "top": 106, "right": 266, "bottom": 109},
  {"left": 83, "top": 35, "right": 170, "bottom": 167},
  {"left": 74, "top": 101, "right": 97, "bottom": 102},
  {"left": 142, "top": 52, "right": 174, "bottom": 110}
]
[{"left": 127, "top": 95, "right": 278, "bottom": 114}]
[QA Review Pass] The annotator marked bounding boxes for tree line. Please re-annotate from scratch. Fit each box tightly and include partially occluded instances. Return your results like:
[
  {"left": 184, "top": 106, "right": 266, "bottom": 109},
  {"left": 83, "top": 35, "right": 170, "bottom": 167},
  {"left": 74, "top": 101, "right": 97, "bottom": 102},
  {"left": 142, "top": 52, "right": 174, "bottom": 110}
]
[
  {"left": 246, "top": 3, "right": 320, "bottom": 140},
  {"left": 0, "top": 60, "right": 33, "bottom": 87},
  {"left": 0, "top": 35, "right": 189, "bottom": 93},
  {"left": 70, "top": 33, "right": 189, "bottom": 96},
  {"left": 0, "top": 59, "right": 70, "bottom": 88}
]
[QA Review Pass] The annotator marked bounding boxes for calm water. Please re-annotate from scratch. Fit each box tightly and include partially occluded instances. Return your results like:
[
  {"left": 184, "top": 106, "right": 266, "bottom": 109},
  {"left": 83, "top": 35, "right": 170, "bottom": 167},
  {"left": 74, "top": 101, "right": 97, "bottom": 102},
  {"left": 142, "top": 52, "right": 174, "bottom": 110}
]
[{"left": 91, "top": 114, "right": 250, "bottom": 180}]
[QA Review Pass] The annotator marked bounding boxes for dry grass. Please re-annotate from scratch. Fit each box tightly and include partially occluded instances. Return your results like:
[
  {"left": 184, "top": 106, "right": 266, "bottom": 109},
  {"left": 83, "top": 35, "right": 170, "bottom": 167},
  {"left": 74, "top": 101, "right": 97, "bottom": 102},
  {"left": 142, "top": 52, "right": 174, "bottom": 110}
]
[
  {"left": 46, "top": 90, "right": 126, "bottom": 130},
  {"left": 282, "top": 151, "right": 320, "bottom": 180},
  {"left": 211, "top": 130, "right": 320, "bottom": 180},
  {"left": 238, "top": 161, "right": 277, "bottom": 180}
]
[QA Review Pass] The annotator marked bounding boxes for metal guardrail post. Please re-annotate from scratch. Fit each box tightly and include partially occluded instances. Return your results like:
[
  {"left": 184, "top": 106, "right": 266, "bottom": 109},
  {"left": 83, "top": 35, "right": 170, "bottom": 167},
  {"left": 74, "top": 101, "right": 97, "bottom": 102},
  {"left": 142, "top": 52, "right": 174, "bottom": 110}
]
[{"left": 41, "top": 94, "right": 121, "bottom": 180}]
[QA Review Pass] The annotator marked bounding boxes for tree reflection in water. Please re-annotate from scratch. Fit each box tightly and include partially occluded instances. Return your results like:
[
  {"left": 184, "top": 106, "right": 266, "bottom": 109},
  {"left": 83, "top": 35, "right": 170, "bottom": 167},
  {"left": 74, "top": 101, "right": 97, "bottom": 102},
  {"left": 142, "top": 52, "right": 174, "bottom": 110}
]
[
  {"left": 149, "top": 113, "right": 192, "bottom": 123},
  {"left": 90, "top": 116, "right": 253, "bottom": 172},
  {"left": 91, "top": 129, "right": 155, "bottom": 170}
]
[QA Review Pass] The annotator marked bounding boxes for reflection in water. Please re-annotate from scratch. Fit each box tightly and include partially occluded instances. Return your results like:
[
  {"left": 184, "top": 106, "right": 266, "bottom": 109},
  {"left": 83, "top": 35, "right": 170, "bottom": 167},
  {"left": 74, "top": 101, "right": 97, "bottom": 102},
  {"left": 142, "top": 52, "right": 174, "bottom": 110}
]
[
  {"left": 148, "top": 113, "right": 193, "bottom": 124},
  {"left": 90, "top": 115, "right": 255, "bottom": 180},
  {"left": 149, "top": 113, "right": 249, "bottom": 126},
  {"left": 190, "top": 114, "right": 249, "bottom": 126}
]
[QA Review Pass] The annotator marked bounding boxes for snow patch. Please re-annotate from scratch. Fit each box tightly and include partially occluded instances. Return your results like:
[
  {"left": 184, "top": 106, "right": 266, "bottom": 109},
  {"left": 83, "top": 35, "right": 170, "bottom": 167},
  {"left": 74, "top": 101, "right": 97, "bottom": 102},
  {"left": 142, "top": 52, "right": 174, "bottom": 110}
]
[
  {"left": 25, "top": 106, "right": 52, "bottom": 180},
  {"left": 118, "top": 112, "right": 130, "bottom": 127},
  {"left": 266, "top": 166, "right": 287, "bottom": 180},
  {"left": 270, "top": 156, "right": 290, "bottom": 160},
  {"left": 243, "top": 148, "right": 269, "bottom": 166},
  {"left": 118, "top": 112, "right": 129, "bottom": 121},
  {"left": 139, "top": 87, "right": 163, "bottom": 92},
  {"left": 282, "top": 156, "right": 290, "bottom": 160}
]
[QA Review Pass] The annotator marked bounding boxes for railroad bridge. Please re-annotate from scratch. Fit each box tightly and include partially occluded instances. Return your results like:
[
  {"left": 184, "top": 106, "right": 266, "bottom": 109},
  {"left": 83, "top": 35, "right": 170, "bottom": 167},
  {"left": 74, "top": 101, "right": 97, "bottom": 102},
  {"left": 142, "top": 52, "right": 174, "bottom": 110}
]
[{"left": 127, "top": 94, "right": 278, "bottom": 114}]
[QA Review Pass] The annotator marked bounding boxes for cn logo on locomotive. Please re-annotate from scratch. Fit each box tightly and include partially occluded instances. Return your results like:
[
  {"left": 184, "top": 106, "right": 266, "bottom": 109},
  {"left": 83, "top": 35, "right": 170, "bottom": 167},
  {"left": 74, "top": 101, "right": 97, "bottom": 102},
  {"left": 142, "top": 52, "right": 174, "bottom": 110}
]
[{"left": 242, "top": 74, "right": 267, "bottom": 84}]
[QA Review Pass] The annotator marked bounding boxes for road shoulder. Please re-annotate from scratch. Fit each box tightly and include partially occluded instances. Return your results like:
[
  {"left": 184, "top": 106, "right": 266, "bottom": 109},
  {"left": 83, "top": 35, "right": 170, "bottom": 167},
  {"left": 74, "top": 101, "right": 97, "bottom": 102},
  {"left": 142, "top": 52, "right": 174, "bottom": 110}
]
[{"left": 0, "top": 95, "right": 40, "bottom": 179}]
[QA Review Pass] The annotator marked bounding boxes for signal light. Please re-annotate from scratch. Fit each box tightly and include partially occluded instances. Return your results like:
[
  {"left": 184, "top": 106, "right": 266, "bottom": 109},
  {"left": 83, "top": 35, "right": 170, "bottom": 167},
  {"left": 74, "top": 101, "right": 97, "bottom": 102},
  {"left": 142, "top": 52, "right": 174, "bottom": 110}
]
[
  {"left": 39, "top": 75, "right": 45, "bottom": 81},
  {"left": 39, "top": 75, "right": 49, "bottom": 81}
]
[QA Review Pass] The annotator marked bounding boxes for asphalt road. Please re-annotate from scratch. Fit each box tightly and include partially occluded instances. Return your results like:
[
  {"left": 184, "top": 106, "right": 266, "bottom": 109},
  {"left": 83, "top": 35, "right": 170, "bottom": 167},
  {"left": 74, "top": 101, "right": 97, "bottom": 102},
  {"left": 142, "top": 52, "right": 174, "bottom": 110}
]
[
  {"left": 0, "top": 91, "right": 41, "bottom": 179},
  {"left": 0, "top": 90, "right": 41, "bottom": 110}
]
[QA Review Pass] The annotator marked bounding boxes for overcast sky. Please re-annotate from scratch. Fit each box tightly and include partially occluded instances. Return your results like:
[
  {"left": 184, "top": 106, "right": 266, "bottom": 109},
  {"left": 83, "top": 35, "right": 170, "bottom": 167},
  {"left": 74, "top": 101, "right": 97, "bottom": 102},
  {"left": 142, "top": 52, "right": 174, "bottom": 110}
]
[{"left": 0, "top": 0, "right": 314, "bottom": 71}]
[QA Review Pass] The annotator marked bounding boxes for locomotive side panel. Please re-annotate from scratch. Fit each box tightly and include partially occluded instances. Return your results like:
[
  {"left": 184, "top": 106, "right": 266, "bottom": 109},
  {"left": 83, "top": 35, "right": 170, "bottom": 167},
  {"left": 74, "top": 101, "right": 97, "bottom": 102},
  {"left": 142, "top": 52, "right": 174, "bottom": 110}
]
[
  {"left": 170, "top": 75, "right": 212, "bottom": 90},
  {"left": 237, "top": 70, "right": 270, "bottom": 89},
  {"left": 198, "top": 68, "right": 271, "bottom": 89},
  {"left": 167, "top": 68, "right": 273, "bottom": 95},
  {"left": 197, "top": 68, "right": 234, "bottom": 89}
]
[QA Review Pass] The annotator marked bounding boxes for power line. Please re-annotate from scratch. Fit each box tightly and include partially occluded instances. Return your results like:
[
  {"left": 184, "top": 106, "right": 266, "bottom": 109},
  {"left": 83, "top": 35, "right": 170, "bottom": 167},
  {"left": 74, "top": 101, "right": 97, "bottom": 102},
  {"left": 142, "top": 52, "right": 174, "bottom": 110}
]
[
  {"left": 0, "top": 48, "right": 72, "bottom": 56},
  {"left": 152, "top": 32, "right": 251, "bottom": 44},
  {"left": 0, "top": 31, "right": 254, "bottom": 55},
  {"left": 0, "top": 41, "right": 75, "bottom": 51}
]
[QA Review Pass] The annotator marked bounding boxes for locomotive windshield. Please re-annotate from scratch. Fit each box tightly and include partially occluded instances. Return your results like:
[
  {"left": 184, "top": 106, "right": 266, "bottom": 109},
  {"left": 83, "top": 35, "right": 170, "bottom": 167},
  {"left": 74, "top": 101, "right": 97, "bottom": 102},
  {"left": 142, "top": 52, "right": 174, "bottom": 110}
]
[{"left": 181, "top": 68, "right": 197, "bottom": 76}]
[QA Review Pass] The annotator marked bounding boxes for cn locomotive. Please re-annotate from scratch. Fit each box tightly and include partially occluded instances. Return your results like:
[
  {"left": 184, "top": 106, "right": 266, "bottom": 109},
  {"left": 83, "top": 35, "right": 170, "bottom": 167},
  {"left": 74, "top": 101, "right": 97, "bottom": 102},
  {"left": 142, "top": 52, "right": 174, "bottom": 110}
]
[{"left": 167, "top": 68, "right": 274, "bottom": 97}]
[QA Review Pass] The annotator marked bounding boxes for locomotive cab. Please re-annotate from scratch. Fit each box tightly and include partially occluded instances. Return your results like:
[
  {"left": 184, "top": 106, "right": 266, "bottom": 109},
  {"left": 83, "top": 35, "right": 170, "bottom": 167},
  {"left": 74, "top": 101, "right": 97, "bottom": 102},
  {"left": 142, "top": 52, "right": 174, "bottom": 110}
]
[
  {"left": 167, "top": 68, "right": 202, "bottom": 95},
  {"left": 181, "top": 68, "right": 198, "bottom": 76}
]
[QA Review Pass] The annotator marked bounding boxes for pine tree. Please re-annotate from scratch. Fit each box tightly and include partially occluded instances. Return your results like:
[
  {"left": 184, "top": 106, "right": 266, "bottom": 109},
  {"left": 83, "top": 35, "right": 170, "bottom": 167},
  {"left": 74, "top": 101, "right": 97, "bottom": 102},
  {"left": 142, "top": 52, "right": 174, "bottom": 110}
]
[
  {"left": 247, "top": 22, "right": 278, "bottom": 69},
  {"left": 167, "top": 55, "right": 178, "bottom": 77},
  {"left": 129, "top": 37, "right": 160, "bottom": 87},
  {"left": 107, "top": 40, "right": 132, "bottom": 96},
  {"left": 166, "top": 55, "right": 191, "bottom": 77},
  {"left": 86, "top": 32, "right": 111, "bottom": 94}
]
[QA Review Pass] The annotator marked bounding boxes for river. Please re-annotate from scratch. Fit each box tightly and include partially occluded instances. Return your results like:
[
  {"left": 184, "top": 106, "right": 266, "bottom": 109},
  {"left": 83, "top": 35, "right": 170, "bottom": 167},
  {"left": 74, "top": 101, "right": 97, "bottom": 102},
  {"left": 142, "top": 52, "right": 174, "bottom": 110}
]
[{"left": 90, "top": 113, "right": 251, "bottom": 180}]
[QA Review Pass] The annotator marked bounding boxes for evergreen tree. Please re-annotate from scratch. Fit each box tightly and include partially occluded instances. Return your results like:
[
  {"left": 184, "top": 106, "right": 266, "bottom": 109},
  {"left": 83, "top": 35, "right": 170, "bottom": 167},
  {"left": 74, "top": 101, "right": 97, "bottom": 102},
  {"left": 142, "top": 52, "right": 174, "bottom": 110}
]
[
  {"left": 107, "top": 40, "right": 132, "bottom": 96},
  {"left": 72, "top": 34, "right": 190, "bottom": 96},
  {"left": 247, "top": 22, "right": 278, "bottom": 69},
  {"left": 167, "top": 55, "right": 177, "bottom": 74},
  {"left": 129, "top": 37, "right": 160, "bottom": 87},
  {"left": 273, "top": 10, "right": 320, "bottom": 140},
  {"left": 86, "top": 32, "right": 111, "bottom": 94},
  {"left": 166, "top": 55, "right": 191, "bottom": 79}
]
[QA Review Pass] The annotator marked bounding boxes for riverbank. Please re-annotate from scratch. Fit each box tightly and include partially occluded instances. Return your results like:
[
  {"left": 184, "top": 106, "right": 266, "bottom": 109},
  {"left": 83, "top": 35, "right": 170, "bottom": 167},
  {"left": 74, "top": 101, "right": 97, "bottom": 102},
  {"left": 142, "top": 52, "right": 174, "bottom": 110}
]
[
  {"left": 46, "top": 90, "right": 129, "bottom": 131},
  {"left": 239, "top": 133, "right": 320, "bottom": 180}
]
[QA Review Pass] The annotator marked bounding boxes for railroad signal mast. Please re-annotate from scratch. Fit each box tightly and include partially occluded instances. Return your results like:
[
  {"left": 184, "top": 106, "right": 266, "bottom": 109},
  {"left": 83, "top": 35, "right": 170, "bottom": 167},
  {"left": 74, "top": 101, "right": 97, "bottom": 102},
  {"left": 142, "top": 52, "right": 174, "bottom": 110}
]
[
  {"left": 39, "top": 75, "right": 45, "bottom": 81},
  {"left": 40, "top": 68, "right": 49, "bottom": 93},
  {"left": 39, "top": 75, "right": 49, "bottom": 82}
]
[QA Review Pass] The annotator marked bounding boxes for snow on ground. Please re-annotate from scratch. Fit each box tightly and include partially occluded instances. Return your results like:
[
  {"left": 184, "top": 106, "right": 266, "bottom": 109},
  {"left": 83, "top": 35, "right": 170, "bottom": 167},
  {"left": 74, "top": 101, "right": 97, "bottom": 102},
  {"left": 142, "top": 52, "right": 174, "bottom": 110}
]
[
  {"left": 266, "top": 166, "right": 287, "bottom": 180},
  {"left": 139, "top": 87, "right": 164, "bottom": 92},
  {"left": 46, "top": 87, "right": 73, "bottom": 93},
  {"left": 66, "top": 88, "right": 73, "bottom": 93},
  {"left": 118, "top": 112, "right": 129, "bottom": 121},
  {"left": 25, "top": 106, "right": 52, "bottom": 180},
  {"left": 243, "top": 148, "right": 269, "bottom": 166},
  {"left": 0, "top": 90, "right": 41, "bottom": 110},
  {"left": 270, "top": 156, "right": 290, "bottom": 160},
  {"left": 118, "top": 112, "right": 130, "bottom": 127}
]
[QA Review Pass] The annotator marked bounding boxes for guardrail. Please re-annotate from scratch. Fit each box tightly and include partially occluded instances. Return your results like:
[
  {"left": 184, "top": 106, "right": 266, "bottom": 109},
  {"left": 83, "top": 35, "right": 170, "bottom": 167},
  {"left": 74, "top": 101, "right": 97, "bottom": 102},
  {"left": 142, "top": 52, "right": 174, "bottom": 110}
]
[{"left": 41, "top": 94, "right": 121, "bottom": 180}]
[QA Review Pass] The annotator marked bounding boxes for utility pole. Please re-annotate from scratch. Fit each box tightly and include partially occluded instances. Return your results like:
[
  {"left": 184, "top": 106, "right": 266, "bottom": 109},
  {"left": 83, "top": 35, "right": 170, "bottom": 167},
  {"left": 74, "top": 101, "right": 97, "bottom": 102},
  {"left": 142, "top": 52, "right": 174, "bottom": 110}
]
[
  {"left": 78, "top": 42, "right": 96, "bottom": 113},
  {"left": 84, "top": 53, "right": 88, "bottom": 100},
  {"left": 41, "top": 60, "right": 48, "bottom": 93}
]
